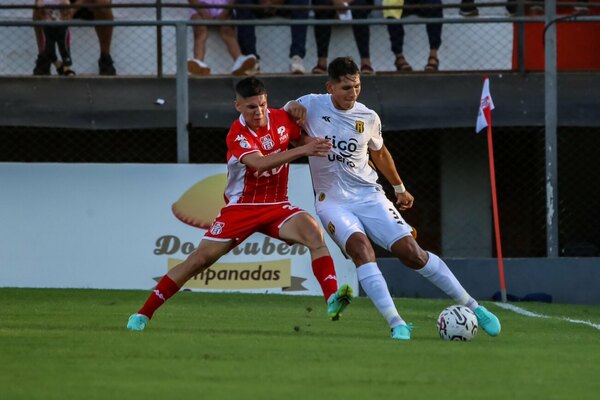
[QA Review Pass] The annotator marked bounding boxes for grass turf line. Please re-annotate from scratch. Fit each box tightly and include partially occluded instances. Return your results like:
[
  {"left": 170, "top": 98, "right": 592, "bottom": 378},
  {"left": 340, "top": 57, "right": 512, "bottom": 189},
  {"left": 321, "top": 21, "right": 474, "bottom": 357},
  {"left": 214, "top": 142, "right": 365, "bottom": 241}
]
[{"left": 1, "top": 288, "right": 599, "bottom": 400}]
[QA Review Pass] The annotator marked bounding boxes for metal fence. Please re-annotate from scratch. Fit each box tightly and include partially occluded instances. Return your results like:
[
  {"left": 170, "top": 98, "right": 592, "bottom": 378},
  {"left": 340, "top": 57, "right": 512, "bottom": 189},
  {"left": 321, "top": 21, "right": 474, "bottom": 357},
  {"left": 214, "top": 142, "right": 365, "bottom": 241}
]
[
  {"left": 1, "top": 1, "right": 599, "bottom": 259},
  {"left": 1, "top": 1, "right": 598, "bottom": 76}
]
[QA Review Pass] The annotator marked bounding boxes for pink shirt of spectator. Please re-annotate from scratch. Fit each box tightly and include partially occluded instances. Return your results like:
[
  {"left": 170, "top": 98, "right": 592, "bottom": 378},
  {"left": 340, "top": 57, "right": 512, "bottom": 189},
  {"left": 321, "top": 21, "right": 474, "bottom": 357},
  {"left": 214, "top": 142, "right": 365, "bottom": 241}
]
[{"left": 189, "top": 0, "right": 230, "bottom": 19}]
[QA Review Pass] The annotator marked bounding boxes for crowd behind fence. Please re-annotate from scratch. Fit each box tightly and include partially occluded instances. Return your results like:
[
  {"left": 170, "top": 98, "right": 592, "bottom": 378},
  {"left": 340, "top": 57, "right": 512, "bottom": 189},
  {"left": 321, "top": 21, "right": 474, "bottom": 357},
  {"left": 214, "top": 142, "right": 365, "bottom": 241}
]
[
  {"left": 1, "top": 1, "right": 600, "bottom": 259},
  {"left": 1, "top": 1, "right": 598, "bottom": 76}
]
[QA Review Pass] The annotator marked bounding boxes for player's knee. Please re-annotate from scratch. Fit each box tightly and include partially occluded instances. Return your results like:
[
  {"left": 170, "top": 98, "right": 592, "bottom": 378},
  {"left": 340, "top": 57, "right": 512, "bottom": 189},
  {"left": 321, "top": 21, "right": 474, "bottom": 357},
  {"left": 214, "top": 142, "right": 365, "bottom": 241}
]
[
  {"left": 301, "top": 228, "right": 326, "bottom": 251},
  {"left": 346, "top": 236, "right": 376, "bottom": 265},
  {"left": 392, "top": 237, "right": 427, "bottom": 269}
]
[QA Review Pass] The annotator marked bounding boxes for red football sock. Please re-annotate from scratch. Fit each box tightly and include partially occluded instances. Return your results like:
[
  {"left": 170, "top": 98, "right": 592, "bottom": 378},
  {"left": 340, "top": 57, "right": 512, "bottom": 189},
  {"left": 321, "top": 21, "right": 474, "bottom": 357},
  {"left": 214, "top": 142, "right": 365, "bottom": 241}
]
[
  {"left": 137, "top": 275, "right": 180, "bottom": 319},
  {"left": 312, "top": 255, "right": 338, "bottom": 301}
]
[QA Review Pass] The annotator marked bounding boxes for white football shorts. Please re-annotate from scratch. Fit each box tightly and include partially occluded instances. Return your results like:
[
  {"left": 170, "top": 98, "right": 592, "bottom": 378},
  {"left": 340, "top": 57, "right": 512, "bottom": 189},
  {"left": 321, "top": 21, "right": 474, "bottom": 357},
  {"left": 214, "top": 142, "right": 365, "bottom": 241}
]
[{"left": 315, "top": 190, "right": 413, "bottom": 254}]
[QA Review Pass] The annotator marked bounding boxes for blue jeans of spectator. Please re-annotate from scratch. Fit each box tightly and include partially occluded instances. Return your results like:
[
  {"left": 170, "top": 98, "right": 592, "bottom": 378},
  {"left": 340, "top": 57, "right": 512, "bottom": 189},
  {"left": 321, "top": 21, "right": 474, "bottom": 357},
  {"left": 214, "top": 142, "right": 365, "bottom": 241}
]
[
  {"left": 236, "top": 0, "right": 309, "bottom": 59},
  {"left": 312, "top": 0, "right": 373, "bottom": 60},
  {"left": 387, "top": 0, "right": 443, "bottom": 54}
]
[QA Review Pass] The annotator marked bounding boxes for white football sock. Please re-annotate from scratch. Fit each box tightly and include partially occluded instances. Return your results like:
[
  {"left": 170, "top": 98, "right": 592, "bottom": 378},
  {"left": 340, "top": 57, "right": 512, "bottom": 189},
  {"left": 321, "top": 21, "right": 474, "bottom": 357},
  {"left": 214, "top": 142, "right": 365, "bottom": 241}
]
[
  {"left": 417, "top": 252, "right": 479, "bottom": 311},
  {"left": 357, "top": 262, "right": 405, "bottom": 328}
]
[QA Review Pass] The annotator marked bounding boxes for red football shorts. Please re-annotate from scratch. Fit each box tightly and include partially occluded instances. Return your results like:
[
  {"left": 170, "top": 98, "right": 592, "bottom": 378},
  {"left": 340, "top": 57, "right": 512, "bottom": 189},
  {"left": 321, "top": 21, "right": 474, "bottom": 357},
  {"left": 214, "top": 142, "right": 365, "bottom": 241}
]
[{"left": 204, "top": 202, "right": 306, "bottom": 247}]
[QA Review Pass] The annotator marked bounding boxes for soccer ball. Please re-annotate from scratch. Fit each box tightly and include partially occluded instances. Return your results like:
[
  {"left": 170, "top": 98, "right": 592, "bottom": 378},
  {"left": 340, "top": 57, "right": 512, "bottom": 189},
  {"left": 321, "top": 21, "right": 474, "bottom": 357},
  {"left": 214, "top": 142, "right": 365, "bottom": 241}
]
[{"left": 437, "top": 305, "right": 478, "bottom": 341}]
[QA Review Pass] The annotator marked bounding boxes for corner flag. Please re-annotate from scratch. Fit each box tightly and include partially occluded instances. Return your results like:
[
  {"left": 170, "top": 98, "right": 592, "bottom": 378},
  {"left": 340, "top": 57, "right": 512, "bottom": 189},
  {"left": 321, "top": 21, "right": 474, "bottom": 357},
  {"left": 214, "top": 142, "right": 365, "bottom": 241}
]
[
  {"left": 476, "top": 76, "right": 507, "bottom": 303},
  {"left": 476, "top": 77, "right": 495, "bottom": 134}
]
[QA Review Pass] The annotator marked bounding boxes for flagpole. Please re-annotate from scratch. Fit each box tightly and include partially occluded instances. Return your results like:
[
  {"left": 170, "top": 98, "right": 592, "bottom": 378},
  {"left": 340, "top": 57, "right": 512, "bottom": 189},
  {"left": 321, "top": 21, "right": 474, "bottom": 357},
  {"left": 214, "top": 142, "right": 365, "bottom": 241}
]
[{"left": 486, "top": 122, "right": 507, "bottom": 303}]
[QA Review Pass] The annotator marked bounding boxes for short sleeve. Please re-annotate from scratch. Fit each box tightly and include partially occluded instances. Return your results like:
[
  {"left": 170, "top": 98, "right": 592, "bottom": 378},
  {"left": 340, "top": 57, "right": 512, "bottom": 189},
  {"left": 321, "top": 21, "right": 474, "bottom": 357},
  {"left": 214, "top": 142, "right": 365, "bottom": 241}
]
[
  {"left": 367, "top": 112, "right": 384, "bottom": 151},
  {"left": 296, "top": 94, "right": 315, "bottom": 108}
]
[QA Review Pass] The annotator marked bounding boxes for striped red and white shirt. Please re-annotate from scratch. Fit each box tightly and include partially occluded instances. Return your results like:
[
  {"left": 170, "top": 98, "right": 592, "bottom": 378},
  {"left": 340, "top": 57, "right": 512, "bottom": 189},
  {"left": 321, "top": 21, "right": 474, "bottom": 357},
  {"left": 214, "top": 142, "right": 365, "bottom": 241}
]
[{"left": 224, "top": 108, "right": 301, "bottom": 205}]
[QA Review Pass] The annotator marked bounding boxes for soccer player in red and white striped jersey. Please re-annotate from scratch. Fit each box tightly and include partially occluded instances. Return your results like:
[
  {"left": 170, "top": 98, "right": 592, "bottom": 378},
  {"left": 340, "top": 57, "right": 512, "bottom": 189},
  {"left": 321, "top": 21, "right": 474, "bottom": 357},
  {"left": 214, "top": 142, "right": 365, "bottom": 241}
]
[{"left": 127, "top": 77, "right": 352, "bottom": 331}]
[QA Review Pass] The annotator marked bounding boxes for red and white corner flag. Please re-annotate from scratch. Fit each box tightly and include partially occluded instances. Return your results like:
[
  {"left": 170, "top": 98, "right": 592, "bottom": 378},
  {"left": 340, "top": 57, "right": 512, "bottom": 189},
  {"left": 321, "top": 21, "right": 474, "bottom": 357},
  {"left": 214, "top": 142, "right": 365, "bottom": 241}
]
[
  {"left": 476, "top": 77, "right": 495, "bottom": 133},
  {"left": 476, "top": 76, "right": 507, "bottom": 303}
]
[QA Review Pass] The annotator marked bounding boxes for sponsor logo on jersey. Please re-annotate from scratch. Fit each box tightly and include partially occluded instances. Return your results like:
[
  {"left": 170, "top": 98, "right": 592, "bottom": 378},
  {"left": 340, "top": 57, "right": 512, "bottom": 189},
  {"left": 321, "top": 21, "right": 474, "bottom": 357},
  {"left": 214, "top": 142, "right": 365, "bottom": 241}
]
[
  {"left": 323, "top": 274, "right": 337, "bottom": 281},
  {"left": 355, "top": 120, "right": 365, "bottom": 133},
  {"left": 325, "top": 135, "right": 357, "bottom": 167},
  {"left": 235, "top": 134, "right": 251, "bottom": 149},
  {"left": 326, "top": 135, "right": 358, "bottom": 158},
  {"left": 318, "top": 193, "right": 326, "bottom": 202},
  {"left": 327, "top": 222, "right": 335, "bottom": 235},
  {"left": 277, "top": 127, "right": 288, "bottom": 142},
  {"left": 210, "top": 221, "right": 225, "bottom": 235},
  {"left": 322, "top": 116, "right": 331, "bottom": 123},
  {"left": 254, "top": 165, "right": 284, "bottom": 178},
  {"left": 260, "top": 134, "right": 275, "bottom": 151}
]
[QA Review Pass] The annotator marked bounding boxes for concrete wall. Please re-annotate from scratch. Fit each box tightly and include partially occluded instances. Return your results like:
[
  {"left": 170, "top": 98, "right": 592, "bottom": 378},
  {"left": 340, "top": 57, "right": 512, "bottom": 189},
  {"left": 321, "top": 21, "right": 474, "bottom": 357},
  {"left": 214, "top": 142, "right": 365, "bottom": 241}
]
[{"left": 378, "top": 257, "right": 600, "bottom": 305}]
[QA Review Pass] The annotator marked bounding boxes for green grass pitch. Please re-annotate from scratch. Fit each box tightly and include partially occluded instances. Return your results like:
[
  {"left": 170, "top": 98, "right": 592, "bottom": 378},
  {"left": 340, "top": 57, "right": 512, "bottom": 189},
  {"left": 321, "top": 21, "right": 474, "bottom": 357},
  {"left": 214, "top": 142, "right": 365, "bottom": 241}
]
[{"left": 1, "top": 288, "right": 599, "bottom": 400}]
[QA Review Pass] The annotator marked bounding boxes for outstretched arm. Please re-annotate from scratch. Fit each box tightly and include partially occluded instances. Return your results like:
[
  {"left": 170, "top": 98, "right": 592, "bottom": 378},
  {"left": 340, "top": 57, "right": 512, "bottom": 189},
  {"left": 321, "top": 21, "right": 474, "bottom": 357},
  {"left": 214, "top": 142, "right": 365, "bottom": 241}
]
[
  {"left": 242, "top": 138, "right": 332, "bottom": 175},
  {"left": 369, "top": 145, "right": 414, "bottom": 211}
]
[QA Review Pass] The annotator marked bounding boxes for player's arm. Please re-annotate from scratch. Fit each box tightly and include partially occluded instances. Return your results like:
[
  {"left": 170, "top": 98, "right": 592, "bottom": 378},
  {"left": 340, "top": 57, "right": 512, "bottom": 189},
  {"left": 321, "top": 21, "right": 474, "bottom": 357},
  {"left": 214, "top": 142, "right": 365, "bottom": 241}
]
[
  {"left": 282, "top": 100, "right": 306, "bottom": 127},
  {"left": 290, "top": 132, "right": 317, "bottom": 148},
  {"left": 369, "top": 145, "right": 414, "bottom": 211},
  {"left": 242, "top": 138, "right": 332, "bottom": 174}
]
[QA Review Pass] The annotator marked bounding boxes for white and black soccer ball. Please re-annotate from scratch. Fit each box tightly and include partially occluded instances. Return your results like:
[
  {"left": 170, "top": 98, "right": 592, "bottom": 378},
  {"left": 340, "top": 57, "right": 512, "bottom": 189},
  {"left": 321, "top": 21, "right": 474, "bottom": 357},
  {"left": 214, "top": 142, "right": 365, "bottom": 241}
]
[{"left": 437, "top": 305, "right": 478, "bottom": 341}]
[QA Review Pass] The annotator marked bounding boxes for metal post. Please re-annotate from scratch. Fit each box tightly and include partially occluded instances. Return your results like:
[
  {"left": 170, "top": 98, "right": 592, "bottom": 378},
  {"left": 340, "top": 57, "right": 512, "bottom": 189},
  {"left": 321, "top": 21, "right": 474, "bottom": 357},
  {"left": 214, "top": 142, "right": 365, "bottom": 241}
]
[
  {"left": 544, "top": 0, "right": 559, "bottom": 257},
  {"left": 516, "top": 0, "right": 525, "bottom": 74},
  {"left": 175, "top": 23, "right": 189, "bottom": 163},
  {"left": 156, "top": 0, "right": 163, "bottom": 77}
]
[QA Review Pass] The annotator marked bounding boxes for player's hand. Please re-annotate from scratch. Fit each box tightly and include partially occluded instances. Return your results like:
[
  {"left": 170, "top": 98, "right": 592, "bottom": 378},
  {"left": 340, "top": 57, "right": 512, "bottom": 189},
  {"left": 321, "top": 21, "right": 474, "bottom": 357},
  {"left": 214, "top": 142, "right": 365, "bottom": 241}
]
[
  {"left": 395, "top": 191, "right": 414, "bottom": 211},
  {"left": 304, "top": 137, "right": 332, "bottom": 157},
  {"left": 284, "top": 101, "right": 307, "bottom": 127}
]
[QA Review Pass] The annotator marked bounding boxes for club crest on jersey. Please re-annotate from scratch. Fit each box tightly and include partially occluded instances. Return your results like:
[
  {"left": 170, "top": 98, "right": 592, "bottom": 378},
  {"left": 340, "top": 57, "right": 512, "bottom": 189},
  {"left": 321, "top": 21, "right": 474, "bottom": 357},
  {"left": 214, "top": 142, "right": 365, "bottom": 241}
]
[
  {"left": 327, "top": 222, "right": 335, "bottom": 235},
  {"left": 210, "top": 222, "right": 225, "bottom": 235},
  {"left": 235, "top": 134, "right": 251, "bottom": 149},
  {"left": 355, "top": 120, "right": 365, "bottom": 133},
  {"left": 260, "top": 134, "right": 275, "bottom": 150},
  {"left": 318, "top": 193, "right": 326, "bottom": 202}
]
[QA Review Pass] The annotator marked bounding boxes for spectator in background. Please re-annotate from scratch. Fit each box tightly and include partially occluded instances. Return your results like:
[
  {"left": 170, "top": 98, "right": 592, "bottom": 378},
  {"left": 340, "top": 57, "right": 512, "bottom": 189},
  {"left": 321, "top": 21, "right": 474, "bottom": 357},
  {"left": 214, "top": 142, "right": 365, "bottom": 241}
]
[
  {"left": 311, "top": 0, "right": 375, "bottom": 75},
  {"left": 383, "top": 0, "right": 442, "bottom": 72},
  {"left": 34, "top": 0, "right": 117, "bottom": 75},
  {"left": 235, "top": 0, "right": 310, "bottom": 74},
  {"left": 459, "top": 0, "right": 550, "bottom": 17},
  {"left": 33, "top": 0, "right": 76, "bottom": 76},
  {"left": 187, "top": 0, "right": 257, "bottom": 76}
]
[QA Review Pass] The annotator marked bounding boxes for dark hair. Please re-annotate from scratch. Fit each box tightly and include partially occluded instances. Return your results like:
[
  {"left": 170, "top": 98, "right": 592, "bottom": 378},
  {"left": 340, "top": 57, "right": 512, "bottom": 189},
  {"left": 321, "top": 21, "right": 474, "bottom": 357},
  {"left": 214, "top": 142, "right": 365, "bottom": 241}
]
[
  {"left": 235, "top": 77, "right": 267, "bottom": 98},
  {"left": 328, "top": 57, "right": 360, "bottom": 82}
]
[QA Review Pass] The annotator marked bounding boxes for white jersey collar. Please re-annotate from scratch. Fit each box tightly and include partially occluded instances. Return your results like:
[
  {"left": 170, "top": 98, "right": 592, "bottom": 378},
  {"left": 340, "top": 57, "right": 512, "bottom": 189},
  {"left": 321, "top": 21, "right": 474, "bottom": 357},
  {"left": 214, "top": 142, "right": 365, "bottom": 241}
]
[{"left": 327, "top": 94, "right": 356, "bottom": 113}]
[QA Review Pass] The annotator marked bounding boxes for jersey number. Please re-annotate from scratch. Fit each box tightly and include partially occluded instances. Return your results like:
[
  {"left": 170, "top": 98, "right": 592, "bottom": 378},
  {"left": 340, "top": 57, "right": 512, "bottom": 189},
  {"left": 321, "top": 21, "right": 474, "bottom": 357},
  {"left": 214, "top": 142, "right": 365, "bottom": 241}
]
[{"left": 388, "top": 208, "right": 404, "bottom": 225}]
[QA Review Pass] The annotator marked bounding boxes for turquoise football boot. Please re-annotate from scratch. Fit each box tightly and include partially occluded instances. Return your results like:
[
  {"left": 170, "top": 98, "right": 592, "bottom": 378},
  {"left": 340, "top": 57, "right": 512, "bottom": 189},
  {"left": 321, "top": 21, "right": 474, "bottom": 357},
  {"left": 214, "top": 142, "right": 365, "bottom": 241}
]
[
  {"left": 474, "top": 306, "right": 501, "bottom": 337},
  {"left": 391, "top": 323, "right": 413, "bottom": 340},
  {"left": 127, "top": 313, "right": 149, "bottom": 331},
  {"left": 327, "top": 284, "right": 353, "bottom": 321}
]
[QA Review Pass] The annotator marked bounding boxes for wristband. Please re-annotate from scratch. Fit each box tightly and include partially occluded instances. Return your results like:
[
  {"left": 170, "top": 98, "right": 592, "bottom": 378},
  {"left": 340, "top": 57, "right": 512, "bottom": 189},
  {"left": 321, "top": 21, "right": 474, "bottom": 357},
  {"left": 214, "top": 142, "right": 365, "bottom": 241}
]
[{"left": 393, "top": 183, "right": 406, "bottom": 194}]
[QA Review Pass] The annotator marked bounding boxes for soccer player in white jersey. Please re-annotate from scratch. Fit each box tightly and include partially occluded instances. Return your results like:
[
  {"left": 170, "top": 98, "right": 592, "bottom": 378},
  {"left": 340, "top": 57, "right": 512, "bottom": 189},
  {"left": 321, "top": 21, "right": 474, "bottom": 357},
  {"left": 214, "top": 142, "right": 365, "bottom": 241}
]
[{"left": 284, "top": 57, "right": 501, "bottom": 340}]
